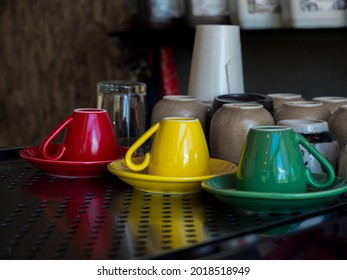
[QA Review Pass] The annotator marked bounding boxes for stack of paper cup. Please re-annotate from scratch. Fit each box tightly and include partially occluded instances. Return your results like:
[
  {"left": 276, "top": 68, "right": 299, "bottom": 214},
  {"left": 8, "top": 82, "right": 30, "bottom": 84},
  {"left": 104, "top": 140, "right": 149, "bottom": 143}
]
[{"left": 187, "top": 25, "right": 244, "bottom": 104}]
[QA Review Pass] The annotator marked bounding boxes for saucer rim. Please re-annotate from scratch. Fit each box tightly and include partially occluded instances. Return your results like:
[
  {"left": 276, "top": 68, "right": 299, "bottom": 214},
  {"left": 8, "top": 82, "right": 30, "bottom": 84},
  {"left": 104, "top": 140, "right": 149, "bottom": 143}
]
[
  {"left": 202, "top": 173, "right": 347, "bottom": 200},
  {"left": 19, "top": 145, "right": 128, "bottom": 166},
  {"left": 107, "top": 157, "right": 238, "bottom": 183}
]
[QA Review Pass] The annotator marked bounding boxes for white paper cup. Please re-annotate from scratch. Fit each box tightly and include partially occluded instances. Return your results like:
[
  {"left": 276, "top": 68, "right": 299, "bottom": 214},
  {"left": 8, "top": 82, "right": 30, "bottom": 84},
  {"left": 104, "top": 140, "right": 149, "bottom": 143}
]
[{"left": 187, "top": 25, "right": 244, "bottom": 103}]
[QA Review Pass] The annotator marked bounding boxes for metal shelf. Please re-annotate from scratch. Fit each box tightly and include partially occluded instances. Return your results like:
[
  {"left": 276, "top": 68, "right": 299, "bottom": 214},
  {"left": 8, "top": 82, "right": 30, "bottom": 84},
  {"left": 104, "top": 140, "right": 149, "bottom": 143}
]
[{"left": 1, "top": 147, "right": 347, "bottom": 259}]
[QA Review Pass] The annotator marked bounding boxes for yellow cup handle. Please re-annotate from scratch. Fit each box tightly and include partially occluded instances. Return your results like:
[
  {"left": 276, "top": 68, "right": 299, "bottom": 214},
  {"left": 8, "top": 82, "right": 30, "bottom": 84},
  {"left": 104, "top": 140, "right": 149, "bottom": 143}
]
[{"left": 124, "top": 122, "right": 160, "bottom": 171}]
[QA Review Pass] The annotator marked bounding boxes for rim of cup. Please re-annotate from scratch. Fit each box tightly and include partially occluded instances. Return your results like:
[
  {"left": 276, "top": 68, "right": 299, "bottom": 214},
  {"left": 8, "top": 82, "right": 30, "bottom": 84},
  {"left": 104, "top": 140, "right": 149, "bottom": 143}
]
[
  {"left": 162, "top": 117, "right": 199, "bottom": 122},
  {"left": 267, "top": 93, "right": 302, "bottom": 99},
  {"left": 277, "top": 119, "right": 328, "bottom": 134},
  {"left": 97, "top": 80, "right": 146, "bottom": 94},
  {"left": 283, "top": 101, "right": 323, "bottom": 107},
  {"left": 163, "top": 96, "right": 198, "bottom": 102},
  {"left": 252, "top": 125, "right": 290, "bottom": 131},
  {"left": 313, "top": 96, "right": 347, "bottom": 102},
  {"left": 196, "top": 24, "right": 240, "bottom": 31},
  {"left": 74, "top": 108, "right": 107, "bottom": 113},
  {"left": 222, "top": 103, "right": 263, "bottom": 109}
]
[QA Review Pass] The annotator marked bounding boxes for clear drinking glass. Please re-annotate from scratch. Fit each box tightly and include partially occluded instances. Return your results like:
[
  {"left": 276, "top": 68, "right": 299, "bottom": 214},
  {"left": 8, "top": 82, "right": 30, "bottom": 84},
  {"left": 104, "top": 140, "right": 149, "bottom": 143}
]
[{"left": 97, "top": 81, "right": 147, "bottom": 149}]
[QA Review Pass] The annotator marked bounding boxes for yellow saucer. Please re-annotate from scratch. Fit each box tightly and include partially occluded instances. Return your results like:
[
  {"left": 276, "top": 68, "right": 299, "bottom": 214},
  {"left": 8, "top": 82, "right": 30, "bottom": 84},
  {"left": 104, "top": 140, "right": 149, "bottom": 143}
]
[{"left": 107, "top": 157, "right": 237, "bottom": 194}]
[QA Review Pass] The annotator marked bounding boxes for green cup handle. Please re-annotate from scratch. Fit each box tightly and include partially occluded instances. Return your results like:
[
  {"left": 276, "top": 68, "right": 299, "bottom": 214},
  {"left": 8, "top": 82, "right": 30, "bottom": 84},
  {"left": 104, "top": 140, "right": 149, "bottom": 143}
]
[
  {"left": 124, "top": 122, "right": 160, "bottom": 171},
  {"left": 296, "top": 133, "right": 335, "bottom": 189}
]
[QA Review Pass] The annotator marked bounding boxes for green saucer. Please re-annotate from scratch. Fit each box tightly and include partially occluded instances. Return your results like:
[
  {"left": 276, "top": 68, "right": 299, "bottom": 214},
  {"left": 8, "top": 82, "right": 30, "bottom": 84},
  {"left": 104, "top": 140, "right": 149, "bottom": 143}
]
[{"left": 201, "top": 173, "right": 347, "bottom": 214}]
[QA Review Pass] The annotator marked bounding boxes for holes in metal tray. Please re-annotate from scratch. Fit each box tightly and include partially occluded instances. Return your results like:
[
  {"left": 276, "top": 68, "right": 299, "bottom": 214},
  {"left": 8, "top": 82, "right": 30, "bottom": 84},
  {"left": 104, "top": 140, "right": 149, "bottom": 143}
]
[
  {"left": 158, "top": 196, "right": 173, "bottom": 251},
  {"left": 27, "top": 225, "right": 55, "bottom": 259},
  {"left": 202, "top": 211, "right": 221, "bottom": 237},
  {"left": 0, "top": 201, "right": 52, "bottom": 259},
  {"left": 0, "top": 203, "right": 26, "bottom": 229},
  {"left": 124, "top": 195, "right": 197, "bottom": 252},
  {"left": 1, "top": 167, "right": 32, "bottom": 189},
  {"left": 107, "top": 190, "right": 133, "bottom": 259},
  {"left": 25, "top": 201, "right": 54, "bottom": 259},
  {"left": 52, "top": 189, "right": 110, "bottom": 259},
  {"left": 0, "top": 169, "right": 14, "bottom": 179}
]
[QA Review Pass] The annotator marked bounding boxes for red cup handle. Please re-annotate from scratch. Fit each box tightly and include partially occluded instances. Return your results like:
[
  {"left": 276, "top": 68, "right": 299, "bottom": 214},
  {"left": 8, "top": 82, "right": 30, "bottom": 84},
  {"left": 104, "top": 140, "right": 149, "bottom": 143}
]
[{"left": 39, "top": 116, "right": 74, "bottom": 160}]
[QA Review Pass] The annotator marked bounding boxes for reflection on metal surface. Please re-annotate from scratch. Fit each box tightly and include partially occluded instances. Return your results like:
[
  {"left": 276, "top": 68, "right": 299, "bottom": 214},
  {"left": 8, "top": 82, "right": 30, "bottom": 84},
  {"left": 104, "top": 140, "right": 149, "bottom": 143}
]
[
  {"left": 111, "top": 190, "right": 207, "bottom": 256},
  {"left": 1, "top": 155, "right": 347, "bottom": 259}
]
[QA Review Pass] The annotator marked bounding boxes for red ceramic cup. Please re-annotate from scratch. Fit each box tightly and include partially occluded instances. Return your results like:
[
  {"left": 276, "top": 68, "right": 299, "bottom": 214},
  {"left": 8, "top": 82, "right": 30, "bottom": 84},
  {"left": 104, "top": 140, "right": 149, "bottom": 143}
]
[{"left": 39, "top": 108, "right": 119, "bottom": 161}]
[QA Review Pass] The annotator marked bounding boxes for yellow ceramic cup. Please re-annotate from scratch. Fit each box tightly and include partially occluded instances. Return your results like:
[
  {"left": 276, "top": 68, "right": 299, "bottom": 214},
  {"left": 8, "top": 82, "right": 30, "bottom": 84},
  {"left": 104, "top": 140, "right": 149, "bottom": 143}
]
[{"left": 124, "top": 117, "right": 210, "bottom": 177}]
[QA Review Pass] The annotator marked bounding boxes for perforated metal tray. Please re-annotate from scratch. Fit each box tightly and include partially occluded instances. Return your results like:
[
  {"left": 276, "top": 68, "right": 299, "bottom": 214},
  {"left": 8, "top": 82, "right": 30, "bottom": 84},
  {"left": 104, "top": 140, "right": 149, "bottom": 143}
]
[{"left": 1, "top": 147, "right": 347, "bottom": 260}]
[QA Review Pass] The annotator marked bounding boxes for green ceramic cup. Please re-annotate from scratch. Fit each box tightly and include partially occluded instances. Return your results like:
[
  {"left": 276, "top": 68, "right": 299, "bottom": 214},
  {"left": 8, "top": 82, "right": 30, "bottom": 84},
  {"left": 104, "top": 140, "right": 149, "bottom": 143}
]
[{"left": 236, "top": 126, "right": 335, "bottom": 193}]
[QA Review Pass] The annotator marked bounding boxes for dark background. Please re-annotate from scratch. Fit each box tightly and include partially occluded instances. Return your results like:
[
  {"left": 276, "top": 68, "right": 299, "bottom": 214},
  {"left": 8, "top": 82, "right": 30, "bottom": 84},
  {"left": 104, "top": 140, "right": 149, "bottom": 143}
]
[{"left": 1, "top": 0, "right": 346, "bottom": 147}]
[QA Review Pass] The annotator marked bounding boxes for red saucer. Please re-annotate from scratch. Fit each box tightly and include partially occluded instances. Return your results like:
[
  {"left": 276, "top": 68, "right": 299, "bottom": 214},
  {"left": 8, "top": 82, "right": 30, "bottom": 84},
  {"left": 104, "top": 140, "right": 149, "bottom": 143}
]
[{"left": 19, "top": 144, "right": 128, "bottom": 178}]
